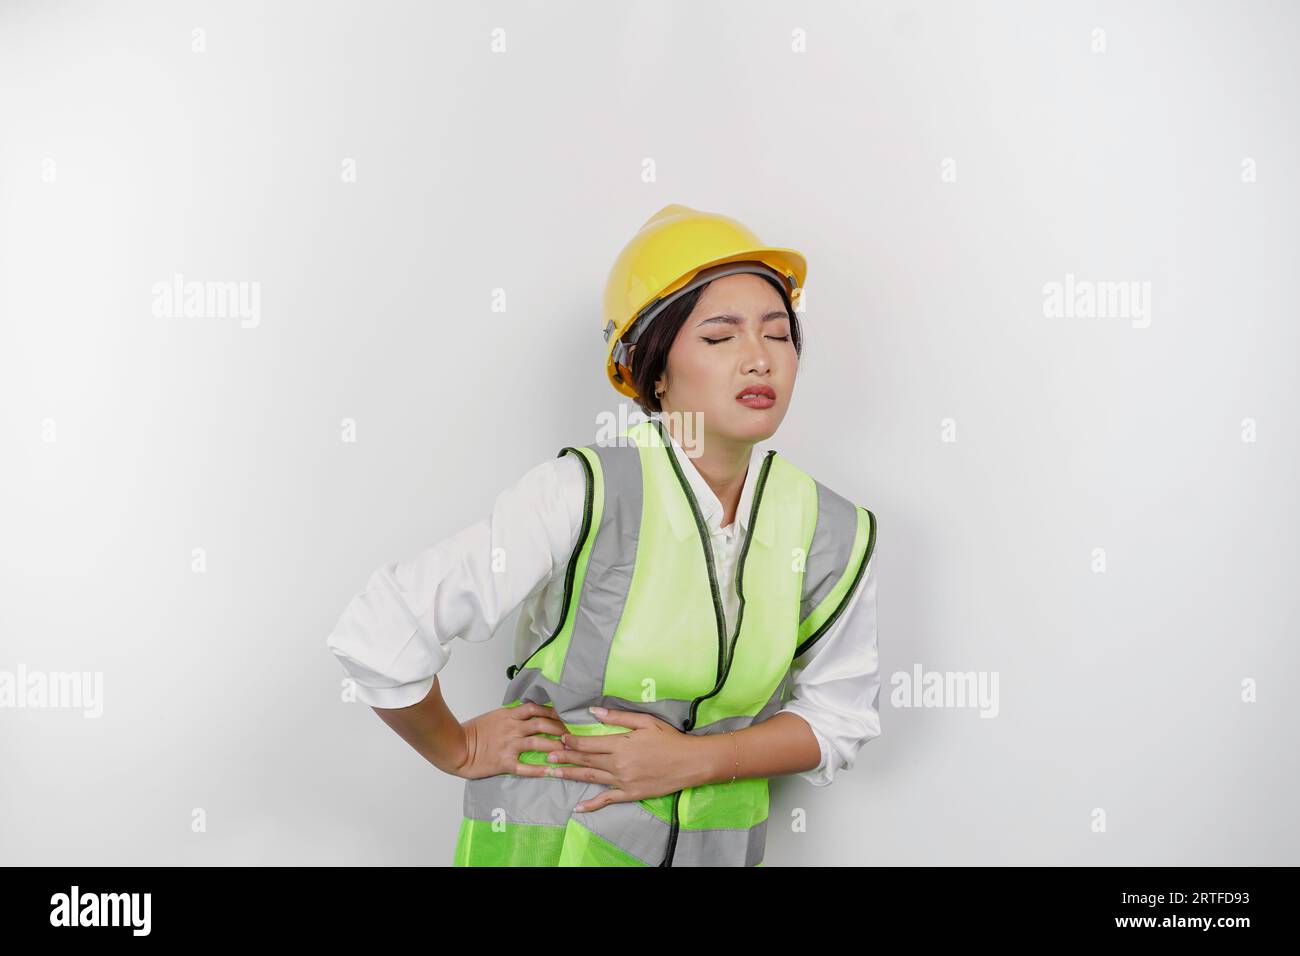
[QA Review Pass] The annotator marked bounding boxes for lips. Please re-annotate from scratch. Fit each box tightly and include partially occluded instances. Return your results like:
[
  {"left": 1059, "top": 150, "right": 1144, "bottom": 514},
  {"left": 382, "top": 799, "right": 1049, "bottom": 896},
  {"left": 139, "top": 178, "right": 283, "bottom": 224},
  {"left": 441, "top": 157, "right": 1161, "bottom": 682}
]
[{"left": 735, "top": 384, "right": 776, "bottom": 409}]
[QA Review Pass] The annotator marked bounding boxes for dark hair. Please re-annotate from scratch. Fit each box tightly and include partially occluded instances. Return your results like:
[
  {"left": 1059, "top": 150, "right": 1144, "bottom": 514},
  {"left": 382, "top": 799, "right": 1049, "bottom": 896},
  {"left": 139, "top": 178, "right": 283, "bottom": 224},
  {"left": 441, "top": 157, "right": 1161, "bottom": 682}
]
[{"left": 628, "top": 274, "right": 803, "bottom": 416}]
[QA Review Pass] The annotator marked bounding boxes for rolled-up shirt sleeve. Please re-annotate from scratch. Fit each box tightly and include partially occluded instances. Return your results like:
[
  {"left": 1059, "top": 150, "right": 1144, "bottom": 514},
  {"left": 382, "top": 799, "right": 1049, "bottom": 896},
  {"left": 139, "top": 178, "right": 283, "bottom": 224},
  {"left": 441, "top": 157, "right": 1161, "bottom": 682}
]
[
  {"left": 326, "top": 453, "right": 584, "bottom": 709},
  {"left": 779, "top": 542, "right": 880, "bottom": 787}
]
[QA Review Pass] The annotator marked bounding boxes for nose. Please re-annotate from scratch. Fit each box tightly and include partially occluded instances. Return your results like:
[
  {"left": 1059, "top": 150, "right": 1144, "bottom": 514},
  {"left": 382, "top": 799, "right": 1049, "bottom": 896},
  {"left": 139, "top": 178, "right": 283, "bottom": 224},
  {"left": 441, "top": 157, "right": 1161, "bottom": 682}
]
[{"left": 741, "top": 330, "right": 774, "bottom": 376}]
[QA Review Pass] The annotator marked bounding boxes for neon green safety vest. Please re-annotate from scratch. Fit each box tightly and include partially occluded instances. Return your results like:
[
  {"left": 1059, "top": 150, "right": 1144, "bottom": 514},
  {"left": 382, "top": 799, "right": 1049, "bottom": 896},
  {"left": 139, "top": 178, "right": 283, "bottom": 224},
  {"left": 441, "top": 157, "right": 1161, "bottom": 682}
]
[{"left": 453, "top": 417, "right": 876, "bottom": 866}]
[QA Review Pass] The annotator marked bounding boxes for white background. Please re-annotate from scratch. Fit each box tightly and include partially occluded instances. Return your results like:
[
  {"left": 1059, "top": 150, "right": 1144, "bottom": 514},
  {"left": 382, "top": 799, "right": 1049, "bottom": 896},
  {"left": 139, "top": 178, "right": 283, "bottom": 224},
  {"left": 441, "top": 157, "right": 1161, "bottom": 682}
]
[{"left": 1, "top": 0, "right": 1296, "bottom": 865}]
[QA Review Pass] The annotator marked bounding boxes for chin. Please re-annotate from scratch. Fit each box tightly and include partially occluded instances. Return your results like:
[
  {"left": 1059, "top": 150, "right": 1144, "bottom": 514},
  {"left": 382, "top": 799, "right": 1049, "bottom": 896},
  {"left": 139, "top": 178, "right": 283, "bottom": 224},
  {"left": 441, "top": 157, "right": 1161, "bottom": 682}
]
[{"left": 724, "top": 407, "right": 783, "bottom": 442}]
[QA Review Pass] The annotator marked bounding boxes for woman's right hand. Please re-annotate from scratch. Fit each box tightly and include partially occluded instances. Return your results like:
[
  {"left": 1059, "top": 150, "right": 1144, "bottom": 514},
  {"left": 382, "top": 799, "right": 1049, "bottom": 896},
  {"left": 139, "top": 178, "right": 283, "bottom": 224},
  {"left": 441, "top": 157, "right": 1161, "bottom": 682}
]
[{"left": 451, "top": 702, "right": 570, "bottom": 780}]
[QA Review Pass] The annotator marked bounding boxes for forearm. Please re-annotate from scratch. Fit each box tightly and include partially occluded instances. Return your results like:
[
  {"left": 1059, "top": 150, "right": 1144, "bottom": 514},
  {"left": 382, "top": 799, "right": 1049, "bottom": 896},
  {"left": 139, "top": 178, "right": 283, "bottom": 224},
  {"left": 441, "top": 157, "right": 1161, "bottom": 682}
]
[
  {"left": 684, "top": 712, "right": 822, "bottom": 788},
  {"left": 369, "top": 675, "right": 467, "bottom": 773}
]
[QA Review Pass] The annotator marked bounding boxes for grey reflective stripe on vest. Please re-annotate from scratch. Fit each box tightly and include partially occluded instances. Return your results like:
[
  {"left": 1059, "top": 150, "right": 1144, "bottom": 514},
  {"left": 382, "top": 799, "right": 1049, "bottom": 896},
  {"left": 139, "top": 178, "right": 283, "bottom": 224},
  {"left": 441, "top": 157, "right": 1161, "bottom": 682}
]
[
  {"left": 579, "top": 664, "right": 788, "bottom": 773},
  {"left": 503, "top": 439, "right": 659, "bottom": 726},
  {"left": 464, "top": 774, "right": 766, "bottom": 866},
  {"left": 800, "top": 479, "right": 860, "bottom": 624}
]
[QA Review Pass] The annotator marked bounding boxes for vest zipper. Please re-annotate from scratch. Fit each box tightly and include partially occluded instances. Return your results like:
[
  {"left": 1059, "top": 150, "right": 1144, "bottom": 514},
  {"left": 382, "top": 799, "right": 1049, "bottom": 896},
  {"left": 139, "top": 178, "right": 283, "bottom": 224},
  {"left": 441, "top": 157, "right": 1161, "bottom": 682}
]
[
  {"left": 653, "top": 418, "right": 776, "bottom": 865},
  {"left": 505, "top": 447, "right": 595, "bottom": 681}
]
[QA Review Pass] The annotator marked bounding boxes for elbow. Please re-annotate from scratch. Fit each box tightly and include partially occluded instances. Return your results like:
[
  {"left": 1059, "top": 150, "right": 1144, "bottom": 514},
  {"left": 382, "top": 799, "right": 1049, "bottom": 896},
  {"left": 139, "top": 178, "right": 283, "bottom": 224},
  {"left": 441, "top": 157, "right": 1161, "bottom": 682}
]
[{"left": 811, "top": 712, "right": 881, "bottom": 788}]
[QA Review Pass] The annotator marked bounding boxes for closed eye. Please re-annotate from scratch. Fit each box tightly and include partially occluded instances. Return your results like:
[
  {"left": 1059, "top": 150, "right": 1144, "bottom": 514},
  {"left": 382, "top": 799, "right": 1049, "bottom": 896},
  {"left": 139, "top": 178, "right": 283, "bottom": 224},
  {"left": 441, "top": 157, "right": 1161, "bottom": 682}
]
[{"left": 702, "top": 335, "right": 791, "bottom": 345}]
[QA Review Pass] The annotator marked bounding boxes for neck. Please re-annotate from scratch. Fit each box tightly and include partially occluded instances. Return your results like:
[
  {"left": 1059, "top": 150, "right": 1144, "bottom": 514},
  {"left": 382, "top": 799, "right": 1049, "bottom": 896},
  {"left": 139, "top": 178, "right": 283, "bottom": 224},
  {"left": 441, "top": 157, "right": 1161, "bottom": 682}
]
[{"left": 661, "top": 414, "right": 752, "bottom": 528}]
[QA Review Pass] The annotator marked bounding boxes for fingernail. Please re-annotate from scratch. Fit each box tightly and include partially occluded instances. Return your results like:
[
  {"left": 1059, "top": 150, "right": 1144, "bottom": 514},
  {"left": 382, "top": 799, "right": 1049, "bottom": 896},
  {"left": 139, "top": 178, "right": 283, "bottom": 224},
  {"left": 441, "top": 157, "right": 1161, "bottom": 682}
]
[
  {"left": 547, "top": 753, "right": 558, "bottom": 762},
  {"left": 589, "top": 706, "right": 606, "bottom": 716}
]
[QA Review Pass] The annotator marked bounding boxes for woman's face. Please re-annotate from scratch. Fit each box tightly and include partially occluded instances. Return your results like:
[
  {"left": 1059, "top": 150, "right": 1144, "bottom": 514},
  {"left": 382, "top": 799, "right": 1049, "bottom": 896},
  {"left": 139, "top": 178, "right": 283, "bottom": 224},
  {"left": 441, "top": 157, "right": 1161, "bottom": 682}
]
[{"left": 656, "top": 273, "right": 798, "bottom": 448}]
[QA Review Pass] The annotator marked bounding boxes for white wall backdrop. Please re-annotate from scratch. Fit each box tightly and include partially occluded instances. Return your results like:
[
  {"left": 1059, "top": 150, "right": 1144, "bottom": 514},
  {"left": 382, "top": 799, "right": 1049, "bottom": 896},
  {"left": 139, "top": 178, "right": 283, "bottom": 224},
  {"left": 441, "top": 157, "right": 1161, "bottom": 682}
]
[{"left": 1, "top": 0, "right": 1297, "bottom": 865}]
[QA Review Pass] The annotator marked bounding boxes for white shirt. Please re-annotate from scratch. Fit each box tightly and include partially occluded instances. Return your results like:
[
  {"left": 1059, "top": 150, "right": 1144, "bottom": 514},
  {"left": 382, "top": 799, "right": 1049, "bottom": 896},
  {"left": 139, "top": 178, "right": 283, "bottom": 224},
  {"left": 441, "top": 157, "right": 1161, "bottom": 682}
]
[{"left": 326, "top": 423, "right": 880, "bottom": 788}]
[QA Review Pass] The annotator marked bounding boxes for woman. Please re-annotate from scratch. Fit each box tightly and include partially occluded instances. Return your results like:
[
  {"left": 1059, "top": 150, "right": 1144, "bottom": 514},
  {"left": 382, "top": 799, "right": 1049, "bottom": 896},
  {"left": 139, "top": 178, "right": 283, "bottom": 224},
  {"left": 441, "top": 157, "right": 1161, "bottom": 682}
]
[{"left": 326, "top": 204, "right": 879, "bottom": 866}]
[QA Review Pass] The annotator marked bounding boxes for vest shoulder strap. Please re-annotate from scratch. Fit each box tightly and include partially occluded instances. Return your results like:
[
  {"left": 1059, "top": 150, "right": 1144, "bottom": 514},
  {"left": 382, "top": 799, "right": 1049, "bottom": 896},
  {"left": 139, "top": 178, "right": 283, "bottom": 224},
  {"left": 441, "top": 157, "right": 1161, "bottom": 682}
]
[
  {"left": 793, "top": 475, "right": 876, "bottom": 660},
  {"left": 502, "top": 443, "right": 604, "bottom": 682}
]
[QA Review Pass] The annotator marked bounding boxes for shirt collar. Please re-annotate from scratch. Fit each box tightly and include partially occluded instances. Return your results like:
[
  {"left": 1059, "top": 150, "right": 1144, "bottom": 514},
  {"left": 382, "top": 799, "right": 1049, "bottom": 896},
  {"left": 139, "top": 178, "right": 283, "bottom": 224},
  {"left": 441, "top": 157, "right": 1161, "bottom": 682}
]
[{"left": 652, "top": 414, "right": 766, "bottom": 535}]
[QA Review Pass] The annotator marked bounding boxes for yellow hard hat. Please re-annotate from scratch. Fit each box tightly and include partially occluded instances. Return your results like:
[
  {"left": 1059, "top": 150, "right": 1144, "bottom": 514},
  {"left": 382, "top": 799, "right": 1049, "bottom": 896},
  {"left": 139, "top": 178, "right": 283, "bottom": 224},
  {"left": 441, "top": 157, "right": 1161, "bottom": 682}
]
[{"left": 602, "top": 203, "right": 807, "bottom": 400}]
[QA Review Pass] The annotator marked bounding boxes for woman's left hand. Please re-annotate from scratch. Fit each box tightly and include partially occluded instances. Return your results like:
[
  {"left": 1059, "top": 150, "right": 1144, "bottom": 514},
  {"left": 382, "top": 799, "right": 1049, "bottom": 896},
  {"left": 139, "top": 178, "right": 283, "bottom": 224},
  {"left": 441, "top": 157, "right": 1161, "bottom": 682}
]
[{"left": 520, "top": 706, "right": 701, "bottom": 811}]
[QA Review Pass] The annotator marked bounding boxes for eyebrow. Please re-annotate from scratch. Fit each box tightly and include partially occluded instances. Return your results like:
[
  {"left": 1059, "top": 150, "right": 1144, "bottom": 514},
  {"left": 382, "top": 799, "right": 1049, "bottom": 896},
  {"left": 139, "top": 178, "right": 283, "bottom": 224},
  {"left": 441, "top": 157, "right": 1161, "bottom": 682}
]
[{"left": 696, "top": 311, "right": 791, "bottom": 328}]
